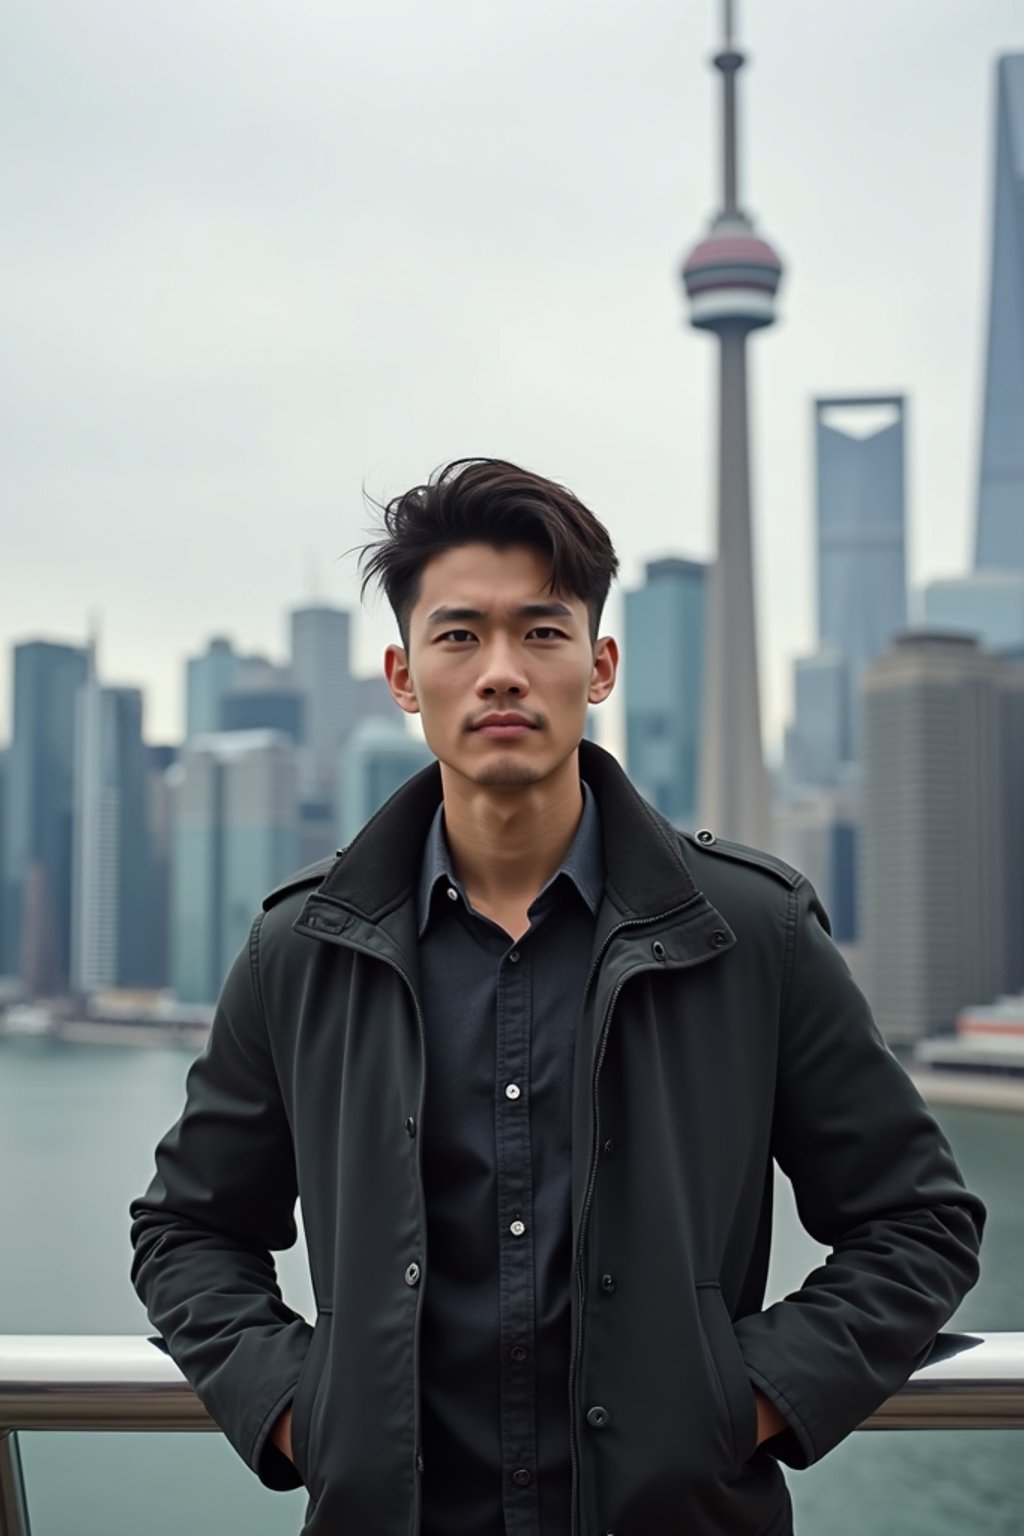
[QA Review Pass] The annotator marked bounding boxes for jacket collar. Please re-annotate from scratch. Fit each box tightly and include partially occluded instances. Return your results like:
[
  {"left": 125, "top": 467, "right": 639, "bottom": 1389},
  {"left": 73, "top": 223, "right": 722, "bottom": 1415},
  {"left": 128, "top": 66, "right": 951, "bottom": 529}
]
[{"left": 301, "top": 740, "right": 703, "bottom": 927}]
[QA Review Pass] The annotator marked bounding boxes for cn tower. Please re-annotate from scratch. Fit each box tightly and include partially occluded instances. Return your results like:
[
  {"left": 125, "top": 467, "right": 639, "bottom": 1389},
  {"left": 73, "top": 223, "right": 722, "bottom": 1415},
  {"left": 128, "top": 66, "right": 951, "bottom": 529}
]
[{"left": 682, "top": 0, "right": 782, "bottom": 848}]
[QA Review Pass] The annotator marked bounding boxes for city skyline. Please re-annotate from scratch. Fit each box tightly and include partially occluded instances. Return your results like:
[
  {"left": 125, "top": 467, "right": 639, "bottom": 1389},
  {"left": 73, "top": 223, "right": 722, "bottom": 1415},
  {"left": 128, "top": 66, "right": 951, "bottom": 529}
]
[{"left": 3, "top": 7, "right": 1024, "bottom": 752}]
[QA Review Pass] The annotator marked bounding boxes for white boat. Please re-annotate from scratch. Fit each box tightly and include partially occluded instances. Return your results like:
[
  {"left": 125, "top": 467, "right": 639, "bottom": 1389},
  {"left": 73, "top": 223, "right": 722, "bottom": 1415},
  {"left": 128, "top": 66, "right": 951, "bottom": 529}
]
[{"left": 915, "top": 995, "right": 1024, "bottom": 1077}]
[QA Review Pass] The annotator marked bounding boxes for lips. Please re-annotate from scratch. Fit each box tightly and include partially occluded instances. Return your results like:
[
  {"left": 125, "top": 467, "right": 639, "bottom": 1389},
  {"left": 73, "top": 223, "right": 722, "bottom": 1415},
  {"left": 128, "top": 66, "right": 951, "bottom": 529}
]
[
  {"left": 471, "top": 713, "right": 538, "bottom": 739},
  {"left": 472, "top": 714, "right": 536, "bottom": 730}
]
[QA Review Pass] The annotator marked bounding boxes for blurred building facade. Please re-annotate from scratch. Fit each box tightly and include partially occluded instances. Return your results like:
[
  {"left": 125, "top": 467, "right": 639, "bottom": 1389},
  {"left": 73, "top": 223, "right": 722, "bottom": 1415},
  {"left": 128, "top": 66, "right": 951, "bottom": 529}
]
[
  {"left": 783, "top": 649, "right": 850, "bottom": 790},
  {"left": 774, "top": 783, "right": 859, "bottom": 947},
  {"left": 172, "top": 730, "right": 299, "bottom": 1005},
  {"left": 70, "top": 660, "right": 153, "bottom": 993},
  {"left": 186, "top": 638, "right": 241, "bottom": 740},
  {"left": 290, "top": 605, "right": 355, "bottom": 804},
  {"left": 861, "top": 633, "right": 1024, "bottom": 1046},
  {"left": 2, "top": 640, "right": 88, "bottom": 989},
  {"left": 338, "top": 719, "right": 433, "bottom": 847},
  {"left": 922, "top": 571, "right": 1024, "bottom": 652},
  {"left": 624, "top": 557, "right": 707, "bottom": 829},
  {"left": 975, "top": 54, "right": 1024, "bottom": 571},
  {"left": 220, "top": 671, "right": 305, "bottom": 744},
  {"left": 815, "top": 395, "right": 908, "bottom": 755}
]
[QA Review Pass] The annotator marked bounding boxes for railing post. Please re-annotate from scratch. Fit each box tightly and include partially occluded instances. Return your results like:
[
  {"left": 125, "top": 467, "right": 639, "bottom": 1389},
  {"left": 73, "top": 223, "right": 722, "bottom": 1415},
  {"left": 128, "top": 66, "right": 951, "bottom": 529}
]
[{"left": 0, "top": 1431, "right": 31, "bottom": 1536}]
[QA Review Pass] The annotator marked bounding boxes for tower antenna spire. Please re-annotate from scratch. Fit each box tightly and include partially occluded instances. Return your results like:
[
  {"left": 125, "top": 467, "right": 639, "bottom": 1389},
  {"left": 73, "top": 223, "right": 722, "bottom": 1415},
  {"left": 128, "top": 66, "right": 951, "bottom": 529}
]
[{"left": 714, "top": 0, "right": 745, "bottom": 216}]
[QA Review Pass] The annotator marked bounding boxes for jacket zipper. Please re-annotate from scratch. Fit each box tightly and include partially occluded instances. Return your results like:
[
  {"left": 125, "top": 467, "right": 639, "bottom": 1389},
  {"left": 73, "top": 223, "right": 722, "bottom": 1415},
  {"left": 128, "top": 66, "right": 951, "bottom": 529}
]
[{"left": 568, "top": 903, "right": 696, "bottom": 1536}]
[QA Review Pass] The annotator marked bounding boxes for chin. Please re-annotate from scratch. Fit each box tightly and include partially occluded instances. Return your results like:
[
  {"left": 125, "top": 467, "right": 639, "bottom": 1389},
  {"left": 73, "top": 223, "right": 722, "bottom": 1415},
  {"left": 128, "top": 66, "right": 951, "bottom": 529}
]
[{"left": 472, "top": 762, "right": 546, "bottom": 788}]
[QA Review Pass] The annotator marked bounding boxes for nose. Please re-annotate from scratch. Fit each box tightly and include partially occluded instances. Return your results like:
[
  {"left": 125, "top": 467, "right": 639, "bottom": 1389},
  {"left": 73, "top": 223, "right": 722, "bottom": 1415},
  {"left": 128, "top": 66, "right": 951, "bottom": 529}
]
[{"left": 476, "top": 637, "right": 529, "bottom": 699}]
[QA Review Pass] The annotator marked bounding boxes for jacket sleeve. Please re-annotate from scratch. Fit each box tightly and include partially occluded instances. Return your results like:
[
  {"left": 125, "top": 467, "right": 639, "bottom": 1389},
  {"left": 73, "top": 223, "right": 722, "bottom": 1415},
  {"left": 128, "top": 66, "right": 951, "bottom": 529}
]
[
  {"left": 129, "top": 912, "right": 308, "bottom": 1491},
  {"left": 733, "top": 877, "right": 985, "bottom": 1469}
]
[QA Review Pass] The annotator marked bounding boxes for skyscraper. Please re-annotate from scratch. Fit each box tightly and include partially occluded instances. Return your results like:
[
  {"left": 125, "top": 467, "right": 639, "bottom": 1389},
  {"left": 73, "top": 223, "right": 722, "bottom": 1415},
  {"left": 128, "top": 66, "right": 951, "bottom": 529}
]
[
  {"left": 861, "top": 633, "right": 1020, "bottom": 1045},
  {"left": 290, "top": 605, "right": 356, "bottom": 804},
  {"left": 338, "top": 719, "right": 433, "bottom": 847},
  {"left": 2, "top": 640, "right": 88, "bottom": 988},
  {"left": 172, "top": 730, "right": 299, "bottom": 1004},
  {"left": 815, "top": 395, "right": 908, "bottom": 753},
  {"left": 186, "top": 638, "right": 241, "bottom": 740},
  {"left": 784, "top": 649, "right": 850, "bottom": 790},
  {"left": 975, "top": 55, "right": 1024, "bottom": 570},
  {"left": 71, "top": 659, "right": 151, "bottom": 993},
  {"left": 681, "top": 0, "right": 782, "bottom": 846},
  {"left": 623, "top": 557, "right": 707, "bottom": 828}
]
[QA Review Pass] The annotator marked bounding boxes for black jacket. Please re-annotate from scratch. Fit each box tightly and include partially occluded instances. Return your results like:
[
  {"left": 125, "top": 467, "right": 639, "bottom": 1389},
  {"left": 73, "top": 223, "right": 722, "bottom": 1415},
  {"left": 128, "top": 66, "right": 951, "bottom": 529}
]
[{"left": 130, "top": 741, "right": 984, "bottom": 1536}]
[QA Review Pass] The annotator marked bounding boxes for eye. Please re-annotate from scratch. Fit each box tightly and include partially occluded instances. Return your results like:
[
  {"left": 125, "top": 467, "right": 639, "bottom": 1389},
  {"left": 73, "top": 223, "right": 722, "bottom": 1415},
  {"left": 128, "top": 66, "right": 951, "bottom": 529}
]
[
  {"left": 527, "top": 627, "right": 566, "bottom": 641},
  {"left": 437, "top": 629, "right": 477, "bottom": 644}
]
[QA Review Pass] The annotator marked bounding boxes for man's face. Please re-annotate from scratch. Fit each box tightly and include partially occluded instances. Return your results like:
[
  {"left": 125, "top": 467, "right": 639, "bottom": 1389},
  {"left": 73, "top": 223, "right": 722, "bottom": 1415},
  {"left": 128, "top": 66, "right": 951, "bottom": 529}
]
[{"left": 384, "top": 542, "right": 618, "bottom": 790}]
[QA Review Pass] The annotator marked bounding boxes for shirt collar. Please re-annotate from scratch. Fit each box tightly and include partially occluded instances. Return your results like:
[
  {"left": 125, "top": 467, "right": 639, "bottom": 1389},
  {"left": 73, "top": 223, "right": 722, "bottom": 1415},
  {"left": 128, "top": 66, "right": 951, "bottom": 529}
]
[{"left": 417, "top": 780, "right": 603, "bottom": 937}]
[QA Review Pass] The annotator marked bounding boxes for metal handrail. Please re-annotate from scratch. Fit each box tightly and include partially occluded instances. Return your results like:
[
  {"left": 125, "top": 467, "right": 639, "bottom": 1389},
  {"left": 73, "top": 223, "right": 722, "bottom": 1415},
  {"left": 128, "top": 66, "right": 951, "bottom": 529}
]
[{"left": 0, "top": 1331, "right": 1022, "bottom": 1535}]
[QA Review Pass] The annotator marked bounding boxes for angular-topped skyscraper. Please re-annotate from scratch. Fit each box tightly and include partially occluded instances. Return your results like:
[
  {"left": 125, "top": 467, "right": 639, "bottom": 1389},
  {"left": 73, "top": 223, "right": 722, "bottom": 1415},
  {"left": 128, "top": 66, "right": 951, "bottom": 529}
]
[
  {"left": 975, "top": 54, "right": 1024, "bottom": 570},
  {"left": 815, "top": 395, "right": 908, "bottom": 753},
  {"left": 681, "top": 0, "right": 782, "bottom": 846}
]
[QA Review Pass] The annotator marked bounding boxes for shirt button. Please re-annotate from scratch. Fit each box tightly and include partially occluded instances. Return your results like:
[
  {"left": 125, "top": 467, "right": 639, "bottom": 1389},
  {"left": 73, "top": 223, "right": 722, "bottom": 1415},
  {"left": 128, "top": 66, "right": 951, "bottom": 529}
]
[
  {"left": 505, "top": 1083, "right": 521, "bottom": 1100},
  {"left": 511, "top": 1467, "right": 531, "bottom": 1487},
  {"left": 586, "top": 1405, "right": 610, "bottom": 1429},
  {"left": 405, "top": 1116, "right": 416, "bottom": 1137},
  {"left": 404, "top": 1262, "right": 421, "bottom": 1286},
  {"left": 508, "top": 949, "right": 521, "bottom": 963},
  {"left": 510, "top": 1344, "right": 528, "bottom": 1362},
  {"left": 601, "top": 1273, "right": 616, "bottom": 1294},
  {"left": 510, "top": 1219, "right": 526, "bottom": 1237},
  {"left": 446, "top": 886, "right": 458, "bottom": 902}
]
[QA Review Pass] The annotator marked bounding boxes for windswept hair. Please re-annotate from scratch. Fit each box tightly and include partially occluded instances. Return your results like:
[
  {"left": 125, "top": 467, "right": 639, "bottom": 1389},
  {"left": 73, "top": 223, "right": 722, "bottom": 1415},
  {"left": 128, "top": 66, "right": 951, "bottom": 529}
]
[{"left": 358, "top": 458, "right": 620, "bottom": 646}]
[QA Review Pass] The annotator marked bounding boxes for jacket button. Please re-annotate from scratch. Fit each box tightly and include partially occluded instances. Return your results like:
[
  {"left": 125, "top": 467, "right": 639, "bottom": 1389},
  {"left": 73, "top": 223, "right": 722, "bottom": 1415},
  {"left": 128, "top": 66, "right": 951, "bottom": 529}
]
[
  {"left": 710, "top": 929, "right": 728, "bottom": 948},
  {"left": 696, "top": 828, "right": 716, "bottom": 845},
  {"left": 512, "top": 1467, "right": 531, "bottom": 1487},
  {"left": 404, "top": 1262, "right": 421, "bottom": 1286},
  {"left": 586, "top": 1405, "right": 610, "bottom": 1429},
  {"left": 651, "top": 940, "right": 666, "bottom": 961},
  {"left": 405, "top": 1116, "right": 416, "bottom": 1137},
  {"left": 600, "top": 1273, "right": 616, "bottom": 1294}
]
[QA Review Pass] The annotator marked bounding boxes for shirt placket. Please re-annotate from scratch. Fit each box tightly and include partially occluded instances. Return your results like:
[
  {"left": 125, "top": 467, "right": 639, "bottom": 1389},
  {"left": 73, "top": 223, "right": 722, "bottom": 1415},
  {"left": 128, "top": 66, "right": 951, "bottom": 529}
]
[{"left": 495, "top": 937, "right": 540, "bottom": 1536}]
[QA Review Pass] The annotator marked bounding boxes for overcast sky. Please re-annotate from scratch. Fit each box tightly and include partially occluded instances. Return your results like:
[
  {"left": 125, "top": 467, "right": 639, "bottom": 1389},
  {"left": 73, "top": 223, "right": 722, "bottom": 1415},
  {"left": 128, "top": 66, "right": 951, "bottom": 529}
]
[{"left": 3, "top": 0, "right": 1023, "bottom": 755}]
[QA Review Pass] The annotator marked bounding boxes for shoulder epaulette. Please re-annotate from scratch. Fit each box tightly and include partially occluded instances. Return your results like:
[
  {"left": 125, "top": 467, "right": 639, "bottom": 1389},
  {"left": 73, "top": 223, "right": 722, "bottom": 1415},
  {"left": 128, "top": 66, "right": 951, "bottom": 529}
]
[
  {"left": 681, "top": 828, "right": 802, "bottom": 890},
  {"left": 262, "top": 854, "right": 339, "bottom": 912}
]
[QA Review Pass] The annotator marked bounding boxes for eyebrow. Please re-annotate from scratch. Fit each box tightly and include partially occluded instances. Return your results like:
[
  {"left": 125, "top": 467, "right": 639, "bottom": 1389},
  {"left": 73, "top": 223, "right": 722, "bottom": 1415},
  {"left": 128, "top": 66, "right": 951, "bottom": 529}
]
[{"left": 425, "top": 601, "right": 576, "bottom": 627}]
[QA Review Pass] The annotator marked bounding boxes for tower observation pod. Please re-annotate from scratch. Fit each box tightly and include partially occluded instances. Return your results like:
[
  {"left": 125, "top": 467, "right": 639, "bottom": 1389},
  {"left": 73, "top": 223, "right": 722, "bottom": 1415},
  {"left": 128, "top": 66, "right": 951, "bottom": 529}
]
[{"left": 681, "top": 0, "right": 783, "bottom": 849}]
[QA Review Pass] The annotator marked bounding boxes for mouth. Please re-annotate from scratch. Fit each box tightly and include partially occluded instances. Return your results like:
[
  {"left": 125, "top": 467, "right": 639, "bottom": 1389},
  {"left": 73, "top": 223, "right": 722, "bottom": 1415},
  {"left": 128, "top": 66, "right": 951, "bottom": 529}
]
[{"left": 471, "top": 714, "right": 538, "bottom": 739}]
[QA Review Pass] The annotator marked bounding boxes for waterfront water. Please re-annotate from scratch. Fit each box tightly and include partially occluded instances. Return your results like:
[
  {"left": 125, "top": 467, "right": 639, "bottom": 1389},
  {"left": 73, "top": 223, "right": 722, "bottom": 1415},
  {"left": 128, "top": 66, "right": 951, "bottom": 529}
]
[{"left": 0, "top": 1037, "right": 1020, "bottom": 1535}]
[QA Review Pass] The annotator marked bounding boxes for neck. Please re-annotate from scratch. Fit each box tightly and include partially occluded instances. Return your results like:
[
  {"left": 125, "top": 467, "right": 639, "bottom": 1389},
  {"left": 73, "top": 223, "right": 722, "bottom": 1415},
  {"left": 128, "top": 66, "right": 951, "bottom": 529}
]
[{"left": 439, "top": 751, "right": 584, "bottom": 911}]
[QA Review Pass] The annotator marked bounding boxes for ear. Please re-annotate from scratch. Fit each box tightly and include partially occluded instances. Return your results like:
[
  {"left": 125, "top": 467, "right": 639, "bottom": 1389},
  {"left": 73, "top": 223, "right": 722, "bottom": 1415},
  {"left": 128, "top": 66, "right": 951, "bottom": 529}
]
[
  {"left": 588, "top": 635, "right": 619, "bottom": 706},
  {"left": 384, "top": 644, "right": 420, "bottom": 715}
]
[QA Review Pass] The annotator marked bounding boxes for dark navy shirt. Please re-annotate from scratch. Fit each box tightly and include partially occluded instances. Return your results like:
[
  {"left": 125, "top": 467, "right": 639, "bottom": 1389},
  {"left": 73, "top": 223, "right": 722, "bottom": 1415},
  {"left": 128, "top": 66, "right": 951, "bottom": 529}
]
[{"left": 416, "top": 784, "right": 603, "bottom": 1536}]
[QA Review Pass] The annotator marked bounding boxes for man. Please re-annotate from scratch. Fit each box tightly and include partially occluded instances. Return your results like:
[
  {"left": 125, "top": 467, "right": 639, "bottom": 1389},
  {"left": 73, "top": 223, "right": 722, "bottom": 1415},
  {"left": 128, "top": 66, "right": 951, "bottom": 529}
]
[{"left": 131, "top": 458, "right": 984, "bottom": 1536}]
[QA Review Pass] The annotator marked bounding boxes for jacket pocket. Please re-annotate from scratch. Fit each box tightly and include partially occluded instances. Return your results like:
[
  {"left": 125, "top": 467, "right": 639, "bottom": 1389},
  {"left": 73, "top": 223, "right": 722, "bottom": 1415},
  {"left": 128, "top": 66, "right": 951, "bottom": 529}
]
[
  {"left": 290, "top": 1307, "right": 333, "bottom": 1491},
  {"left": 696, "top": 1283, "right": 758, "bottom": 1471}
]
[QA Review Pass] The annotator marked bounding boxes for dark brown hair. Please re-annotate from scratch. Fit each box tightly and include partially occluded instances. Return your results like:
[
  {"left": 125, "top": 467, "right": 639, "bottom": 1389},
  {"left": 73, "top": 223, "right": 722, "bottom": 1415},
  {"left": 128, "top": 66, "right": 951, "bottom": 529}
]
[{"left": 358, "top": 458, "right": 620, "bottom": 646}]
